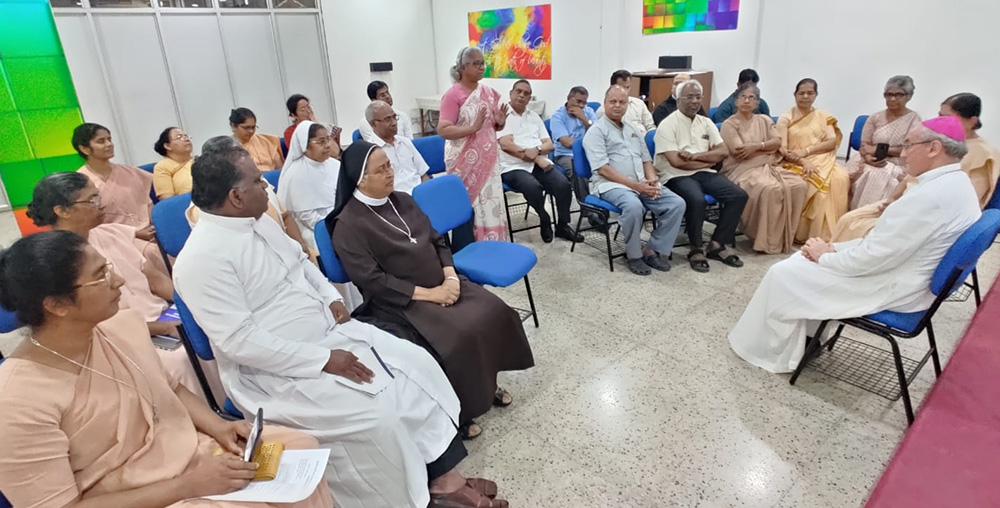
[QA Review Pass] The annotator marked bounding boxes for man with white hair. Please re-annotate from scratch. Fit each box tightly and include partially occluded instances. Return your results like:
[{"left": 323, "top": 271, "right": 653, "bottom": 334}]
[
  {"left": 651, "top": 73, "right": 708, "bottom": 126},
  {"left": 729, "top": 116, "right": 981, "bottom": 374},
  {"left": 653, "top": 80, "right": 747, "bottom": 273},
  {"left": 366, "top": 100, "right": 430, "bottom": 194}
]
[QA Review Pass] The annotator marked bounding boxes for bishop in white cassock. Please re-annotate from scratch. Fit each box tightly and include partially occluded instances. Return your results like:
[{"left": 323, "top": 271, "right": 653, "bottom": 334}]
[
  {"left": 729, "top": 116, "right": 981, "bottom": 374},
  {"left": 174, "top": 146, "right": 507, "bottom": 508}
]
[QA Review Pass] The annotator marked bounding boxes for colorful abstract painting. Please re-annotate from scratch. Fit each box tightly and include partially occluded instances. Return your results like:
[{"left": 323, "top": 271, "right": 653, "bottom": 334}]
[
  {"left": 468, "top": 4, "right": 551, "bottom": 80},
  {"left": 642, "top": 0, "right": 740, "bottom": 34},
  {"left": 0, "top": 0, "right": 84, "bottom": 208}
]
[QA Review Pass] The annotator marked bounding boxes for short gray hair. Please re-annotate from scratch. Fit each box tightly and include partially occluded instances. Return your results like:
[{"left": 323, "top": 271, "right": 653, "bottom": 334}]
[
  {"left": 202, "top": 135, "right": 240, "bottom": 155},
  {"left": 884, "top": 75, "right": 915, "bottom": 96},
  {"left": 365, "top": 100, "right": 391, "bottom": 124},
  {"left": 917, "top": 125, "right": 968, "bottom": 159},
  {"left": 449, "top": 47, "right": 483, "bottom": 82},
  {"left": 676, "top": 80, "right": 703, "bottom": 96},
  {"left": 736, "top": 82, "right": 760, "bottom": 100}
]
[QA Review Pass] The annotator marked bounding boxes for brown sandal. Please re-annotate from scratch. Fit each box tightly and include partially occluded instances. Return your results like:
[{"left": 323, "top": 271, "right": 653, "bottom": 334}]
[
  {"left": 430, "top": 485, "right": 509, "bottom": 507},
  {"left": 466, "top": 478, "right": 498, "bottom": 499},
  {"left": 493, "top": 387, "right": 513, "bottom": 407}
]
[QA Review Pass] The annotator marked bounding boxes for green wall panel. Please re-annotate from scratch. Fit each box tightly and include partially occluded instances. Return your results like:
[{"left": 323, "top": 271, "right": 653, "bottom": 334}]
[
  {"left": 0, "top": 159, "right": 46, "bottom": 207},
  {"left": 22, "top": 108, "right": 83, "bottom": 159},
  {"left": 0, "top": 2, "right": 64, "bottom": 59},
  {"left": 41, "top": 154, "right": 83, "bottom": 175},
  {"left": 0, "top": 63, "right": 14, "bottom": 113},
  {"left": 0, "top": 112, "right": 32, "bottom": 163},
  {"left": 5, "top": 57, "right": 78, "bottom": 110}
]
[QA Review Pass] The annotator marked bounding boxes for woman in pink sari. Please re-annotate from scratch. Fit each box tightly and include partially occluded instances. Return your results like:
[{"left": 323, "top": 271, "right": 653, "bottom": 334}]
[
  {"left": 0, "top": 231, "right": 332, "bottom": 508},
  {"left": 74, "top": 123, "right": 167, "bottom": 275},
  {"left": 437, "top": 46, "right": 510, "bottom": 246}
]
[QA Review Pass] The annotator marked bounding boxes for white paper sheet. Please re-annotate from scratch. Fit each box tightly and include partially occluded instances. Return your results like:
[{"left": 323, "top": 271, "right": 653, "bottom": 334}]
[
  {"left": 332, "top": 346, "right": 394, "bottom": 396},
  {"left": 203, "top": 449, "right": 331, "bottom": 503}
]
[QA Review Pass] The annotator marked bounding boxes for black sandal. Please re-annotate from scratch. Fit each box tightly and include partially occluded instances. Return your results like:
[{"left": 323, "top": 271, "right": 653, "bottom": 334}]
[
  {"left": 687, "top": 249, "right": 710, "bottom": 273},
  {"left": 460, "top": 421, "right": 483, "bottom": 440},
  {"left": 707, "top": 245, "right": 744, "bottom": 267},
  {"left": 493, "top": 387, "right": 513, "bottom": 407}
]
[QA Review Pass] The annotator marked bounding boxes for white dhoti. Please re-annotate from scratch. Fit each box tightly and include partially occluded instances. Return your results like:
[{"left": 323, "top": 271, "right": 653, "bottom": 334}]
[{"left": 226, "top": 320, "right": 460, "bottom": 508}]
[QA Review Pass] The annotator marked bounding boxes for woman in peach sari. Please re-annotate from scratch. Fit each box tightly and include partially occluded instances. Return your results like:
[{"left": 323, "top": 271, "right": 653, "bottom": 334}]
[
  {"left": 720, "top": 83, "right": 808, "bottom": 254},
  {"left": 0, "top": 231, "right": 332, "bottom": 508},
  {"left": 231, "top": 107, "right": 285, "bottom": 172},
  {"left": 437, "top": 47, "right": 509, "bottom": 247},
  {"left": 776, "top": 78, "right": 849, "bottom": 242},
  {"left": 832, "top": 92, "right": 1000, "bottom": 242}
]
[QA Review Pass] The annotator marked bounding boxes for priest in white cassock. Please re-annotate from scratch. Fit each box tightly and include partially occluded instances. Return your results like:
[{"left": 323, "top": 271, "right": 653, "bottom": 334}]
[
  {"left": 173, "top": 145, "right": 509, "bottom": 508},
  {"left": 729, "top": 116, "right": 981, "bottom": 373}
]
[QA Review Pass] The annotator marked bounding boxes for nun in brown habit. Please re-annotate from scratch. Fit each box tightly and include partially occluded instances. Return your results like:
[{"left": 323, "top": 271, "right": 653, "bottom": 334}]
[{"left": 325, "top": 141, "right": 534, "bottom": 439}]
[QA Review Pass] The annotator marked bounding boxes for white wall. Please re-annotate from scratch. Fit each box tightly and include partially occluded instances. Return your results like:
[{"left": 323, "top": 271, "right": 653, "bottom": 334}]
[{"left": 320, "top": 0, "right": 439, "bottom": 137}]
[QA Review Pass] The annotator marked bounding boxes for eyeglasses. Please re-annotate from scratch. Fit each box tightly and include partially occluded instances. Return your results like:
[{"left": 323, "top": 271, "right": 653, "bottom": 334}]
[
  {"left": 375, "top": 114, "right": 399, "bottom": 124},
  {"left": 171, "top": 133, "right": 191, "bottom": 141},
  {"left": 470, "top": 60, "right": 486, "bottom": 68},
  {"left": 884, "top": 92, "right": 908, "bottom": 99},
  {"left": 73, "top": 194, "right": 102, "bottom": 206},
  {"left": 367, "top": 161, "right": 393, "bottom": 177},
  {"left": 738, "top": 95, "right": 758, "bottom": 102},
  {"left": 74, "top": 262, "right": 114, "bottom": 289},
  {"left": 902, "top": 140, "right": 934, "bottom": 150},
  {"left": 680, "top": 94, "right": 702, "bottom": 101}
]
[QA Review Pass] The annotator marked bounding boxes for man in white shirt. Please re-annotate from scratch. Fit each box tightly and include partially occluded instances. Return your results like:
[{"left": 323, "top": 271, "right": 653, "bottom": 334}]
[
  {"left": 584, "top": 86, "right": 686, "bottom": 276},
  {"left": 174, "top": 146, "right": 503, "bottom": 508},
  {"left": 497, "top": 79, "right": 582, "bottom": 243},
  {"left": 359, "top": 80, "right": 414, "bottom": 142},
  {"left": 365, "top": 100, "right": 429, "bottom": 195},
  {"left": 653, "top": 80, "right": 747, "bottom": 273},
  {"left": 729, "top": 116, "right": 981, "bottom": 374},
  {"left": 596, "top": 69, "right": 656, "bottom": 134}
]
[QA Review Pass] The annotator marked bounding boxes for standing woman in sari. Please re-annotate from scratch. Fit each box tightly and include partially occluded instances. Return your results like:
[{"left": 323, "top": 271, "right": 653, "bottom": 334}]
[
  {"left": 720, "top": 83, "right": 808, "bottom": 254},
  {"left": 776, "top": 78, "right": 849, "bottom": 242},
  {"left": 74, "top": 123, "right": 165, "bottom": 274},
  {"left": 0, "top": 231, "right": 332, "bottom": 508},
  {"left": 437, "top": 46, "right": 509, "bottom": 246},
  {"left": 847, "top": 75, "right": 922, "bottom": 209},
  {"left": 230, "top": 107, "right": 285, "bottom": 172}
]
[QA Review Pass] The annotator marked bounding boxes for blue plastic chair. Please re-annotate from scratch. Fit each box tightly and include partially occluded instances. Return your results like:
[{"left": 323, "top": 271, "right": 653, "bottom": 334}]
[
  {"left": 352, "top": 129, "right": 362, "bottom": 142},
  {"left": 313, "top": 220, "right": 351, "bottom": 284},
  {"left": 543, "top": 118, "right": 552, "bottom": 138},
  {"left": 280, "top": 137, "right": 288, "bottom": 158},
  {"left": 587, "top": 101, "right": 601, "bottom": 113},
  {"left": 708, "top": 106, "right": 718, "bottom": 119},
  {"left": 791, "top": 209, "right": 1000, "bottom": 425},
  {"left": 412, "top": 175, "right": 539, "bottom": 327},
  {"left": 150, "top": 193, "right": 193, "bottom": 264},
  {"left": 412, "top": 135, "right": 446, "bottom": 175},
  {"left": 138, "top": 162, "right": 159, "bottom": 203},
  {"left": 0, "top": 305, "right": 20, "bottom": 334},
  {"left": 846, "top": 115, "right": 869, "bottom": 160},
  {"left": 174, "top": 292, "right": 243, "bottom": 419},
  {"left": 262, "top": 169, "right": 280, "bottom": 190}
]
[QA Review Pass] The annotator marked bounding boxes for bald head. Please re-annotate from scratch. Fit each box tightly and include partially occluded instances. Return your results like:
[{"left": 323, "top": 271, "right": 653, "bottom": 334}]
[
  {"left": 367, "top": 100, "right": 398, "bottom": 141},
  {"left": 603, "top": 85, "right": 630, "bottom": 123}
]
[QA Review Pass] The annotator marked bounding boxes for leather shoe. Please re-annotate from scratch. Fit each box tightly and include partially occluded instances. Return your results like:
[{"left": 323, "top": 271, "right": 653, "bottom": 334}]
[{"left": 554, "top": 224, "right": 584, "bottom": 242}]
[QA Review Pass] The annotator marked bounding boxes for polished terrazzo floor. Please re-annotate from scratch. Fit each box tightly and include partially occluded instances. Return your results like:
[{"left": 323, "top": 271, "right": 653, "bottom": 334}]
[{"left": 0, "top": 207, "right": 995, "bottom": 508}]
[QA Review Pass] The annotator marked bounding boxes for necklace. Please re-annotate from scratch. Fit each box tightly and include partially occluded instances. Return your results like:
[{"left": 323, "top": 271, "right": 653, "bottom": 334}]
[
  {"left": 31, "top": 333, "right": 159, "bottom": 423},
  {"left": 365, "top": 199, "right": 417, "bottom": 244}
]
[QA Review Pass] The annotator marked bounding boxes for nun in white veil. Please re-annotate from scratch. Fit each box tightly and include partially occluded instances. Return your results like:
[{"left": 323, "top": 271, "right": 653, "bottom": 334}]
[{"left": 277, "top": 120, "right": 362, "bottom": 310}]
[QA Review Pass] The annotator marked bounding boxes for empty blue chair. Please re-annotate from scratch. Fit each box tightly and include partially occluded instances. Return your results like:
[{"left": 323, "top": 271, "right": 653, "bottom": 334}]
[
  {"left": 846, "top": 115, "right": 869, "bottom": 160},
  {"left": 151, "top": 193, "right": 193, "bottom": 262},
  {"left": 313, "top": 220, "right": 351, "bottom": 283},
  {"left": 262, "top": 169, "right": 280, "bottom": 190},
  {"left": 174, "top": 292, "right": 244, "bottom": 419},
  {"left": 280, "top": 136, "right": 289, "bottom": 158},
  {"left": 790, "top": 209, "right": 1000, "bottom": 425},
  {"left": 412, "top": 175, "right": 539, "bottom": 327},
  {"left": 587, "top": 101, "right": 601, "bottom": 113},
  {"left": 412, "top": 135, "right": 446, "bottom": 175},
  {"left": 352, "top": 129, "right": 362, "bottom": 142}
]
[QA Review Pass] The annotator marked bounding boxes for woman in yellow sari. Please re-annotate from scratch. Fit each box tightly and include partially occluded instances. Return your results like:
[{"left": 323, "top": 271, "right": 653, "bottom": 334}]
[
  {"left": 0, "top": 231, "right": 332, "bottom": 508},
  {"left": 230, "top": 108, "right": 285, "bottom": 172},
  {"left": 832, "top": 92, "right": 1000, "bottom": 242},
  {"left": 776, "top": 78, "right": 849, "bottom": 242},
  {"left": 153, "top": 127, "right": 195, "bottom": 199}
]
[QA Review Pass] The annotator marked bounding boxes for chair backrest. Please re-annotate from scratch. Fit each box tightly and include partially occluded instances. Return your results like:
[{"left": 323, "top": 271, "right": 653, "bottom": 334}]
[
  {"left": 0, "top": 489, "right": 9, "bottom": 508},
  {"left": 0, "top": 305, "right": 20, "bottom": 334},
  {"left": 850, "top": 115, "right": 869, "bottom": 151},
  {"left": 645, "top": 130, "right": 657, "bottom": 159},
  {"left": 587, "top": 101, "right": 601, "bottom": 113},
  {"left": 151, "top": 193, "right": 193, "bottom": 257},
  {"left": 174, "top": 292, "right": 215, "bottom": 361},
  {"left": 412, "top": 134, "right": 446, "bottom": 175},
  {"left": 931, "top": 209, "right": 1000, "bottom": 296},
  {"left": 313, "top": 220, "right": 351, "bottom": 283},
  {"left": 138, "top": 162, "right": 155, "bottom": 173},
  {"left": 708, "top": 106, "right": 718, "bottom": 119},
  {"left": 411, "top": 174, "right": 473, "bottom": 234},
  {"left": 280, "top": 137, "right": 288, "bottom": 158},
  {"left": 544, "top": 118, "right": 552, "bottom": 138},
  {"left": 985, "top": 173, "right": 1000, "bottom": 211},
  {"left": 571, "top": 138, "right": 592, "bottom": 179},
  {"left": 352, "top": 129, "right": 362, "bottom": 142},
  {"left": 262, "top": 169, "right": 280, "bottom": 190}
]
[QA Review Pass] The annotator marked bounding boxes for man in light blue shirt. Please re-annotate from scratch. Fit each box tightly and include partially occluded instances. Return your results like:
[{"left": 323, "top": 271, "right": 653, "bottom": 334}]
[
  {"left": 583, "top": 86, "right": 686, "bottom": 276},
  {"left": 551, "top": 86, "right": 597, "bottom": 203}
]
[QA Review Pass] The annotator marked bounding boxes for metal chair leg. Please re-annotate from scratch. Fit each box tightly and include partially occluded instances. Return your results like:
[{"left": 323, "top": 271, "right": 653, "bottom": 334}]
[
  {"left": 885, "top": 335, "right": 915, "bottom": 425},
  {"left": 523, "top": 275, "right": 539, "bottom": 328},
  {"left": 926, "top": 322, "right": 942, "bottom": 377},
  {"left": 790, "top": 320, "right": 830, "bottom": 385},
  {"left": 604, "top": 217, "right": 615, "bottom": 272},
  {"left": 502, "top": 192, "right": 515, "bottom": 242},
  {"left": 972, "top": 268, "right": 982, "bottom": 307},
  {"left": 825, "top": 323, "right": 846, "bottom": 351},
  {"left": 571, "top": 209, "right": 583, "bottom": 253}
]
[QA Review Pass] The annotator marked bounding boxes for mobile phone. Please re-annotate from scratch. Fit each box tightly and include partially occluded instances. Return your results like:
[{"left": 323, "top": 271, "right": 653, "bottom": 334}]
[
  {"left": 151, "top": 335, "right": 181, "bottom": 351},
  {"left": 243, "top": 407, "right": 264, "bottom": 462},
  {"left": 874, "top": 143, "right": 890, "bottom": 161}
]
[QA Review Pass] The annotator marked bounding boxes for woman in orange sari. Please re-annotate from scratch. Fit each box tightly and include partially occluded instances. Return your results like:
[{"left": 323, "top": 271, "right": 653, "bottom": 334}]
[
  {"left": 0, "top": 231, "right": 332, "bottom": 508},
  {"left": 776, "top": 78, "right": 849, "bottom": 242},
  {"left": 437, "top": 46, "right": 509, "bottom": 247},
  {"left": 832, "top": 92, "right": 1000, "bottom": 242},
  {"left": 720, "top": 83, "right": 808, "bottom": 254},
  {"left": 230, "top": 107, "right": 285, "bottom": 172}
]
